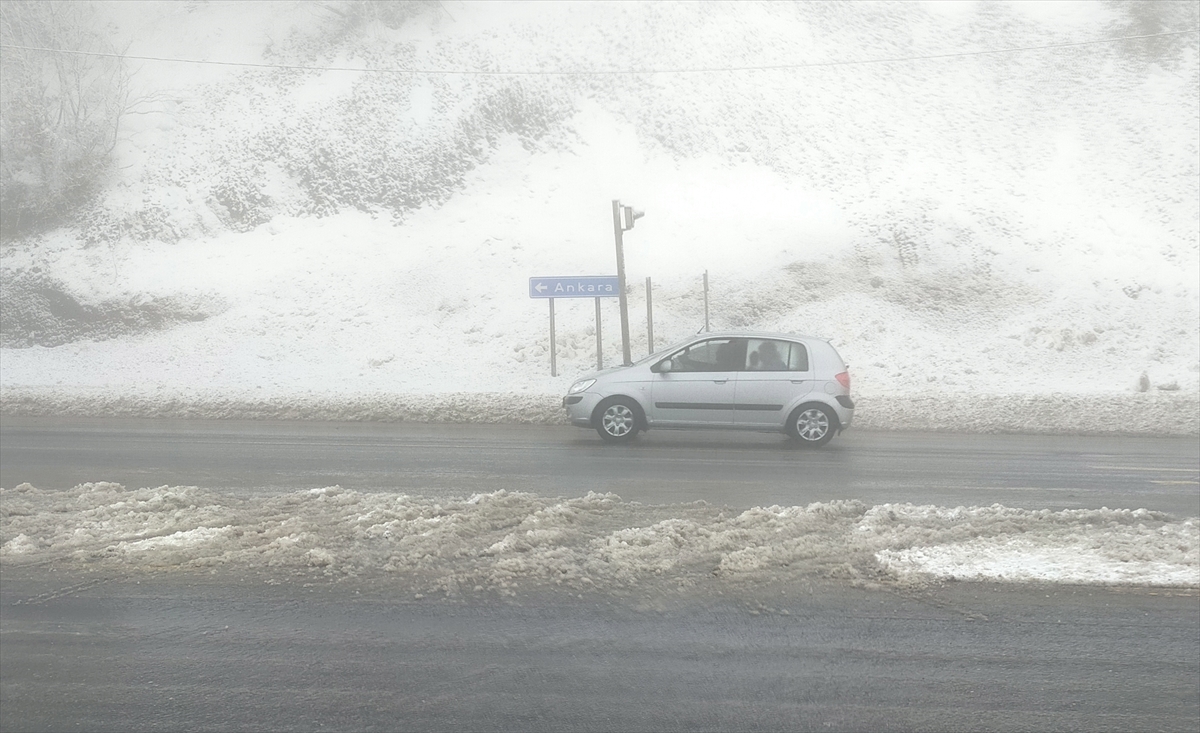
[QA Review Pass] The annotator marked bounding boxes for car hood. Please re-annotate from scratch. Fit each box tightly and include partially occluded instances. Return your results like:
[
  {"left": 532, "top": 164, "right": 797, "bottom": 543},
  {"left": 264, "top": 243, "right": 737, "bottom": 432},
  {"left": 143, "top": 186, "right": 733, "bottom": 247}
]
[
  {"left": 576, "top": 361, "right": 653, "bottom": 383},
  {"left": 576, "top": 365, "right": 627, "bottom": 382}
]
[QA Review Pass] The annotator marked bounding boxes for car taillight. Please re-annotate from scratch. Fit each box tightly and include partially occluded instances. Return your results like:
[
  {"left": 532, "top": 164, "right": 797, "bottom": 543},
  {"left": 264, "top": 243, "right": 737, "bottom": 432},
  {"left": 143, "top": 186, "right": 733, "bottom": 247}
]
[{"left": 835, "top": 371, "right": 851, "bottom": 391}]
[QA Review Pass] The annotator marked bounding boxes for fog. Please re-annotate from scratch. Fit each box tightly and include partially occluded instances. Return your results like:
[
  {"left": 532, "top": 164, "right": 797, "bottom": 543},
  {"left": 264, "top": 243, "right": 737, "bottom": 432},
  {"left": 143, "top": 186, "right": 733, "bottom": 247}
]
[
  {"left": 2, "top": 1, "right": 1196, "bottom": 416},
  {"left": 1, "top": 1, "right": 1197, "bottom": 589}
]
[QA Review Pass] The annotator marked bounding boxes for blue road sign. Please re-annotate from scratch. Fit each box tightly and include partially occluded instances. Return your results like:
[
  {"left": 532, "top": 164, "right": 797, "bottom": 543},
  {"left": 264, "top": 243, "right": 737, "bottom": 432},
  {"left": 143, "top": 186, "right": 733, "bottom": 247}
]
[{"left": 529, "top": 276, "right": 621, "bottom": 299}]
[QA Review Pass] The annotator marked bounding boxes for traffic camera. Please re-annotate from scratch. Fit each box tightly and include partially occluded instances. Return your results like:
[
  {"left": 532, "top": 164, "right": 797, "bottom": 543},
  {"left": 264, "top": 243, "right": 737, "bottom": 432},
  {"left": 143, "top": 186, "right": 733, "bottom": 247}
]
[{"left": 621, "top": 205, "right": 644, "bottom": 231}]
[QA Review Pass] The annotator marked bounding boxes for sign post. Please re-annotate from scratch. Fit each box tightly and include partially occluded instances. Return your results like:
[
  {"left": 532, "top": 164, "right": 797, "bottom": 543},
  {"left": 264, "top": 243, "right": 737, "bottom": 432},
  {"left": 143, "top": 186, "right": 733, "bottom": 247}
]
[
  {"left": 612, "top": 201, "right": 631, "bottom": 365},
  {"left": 529, "top": 276, "right": 621, "bottom": 376},
  {"left": 595, "top": 297, "right": 603, "bottom": 370},
  {"left": 645, "top": 276, "right": 654, "bottom": 354},
  {"left": 611, "top": 200, "right": 644, "bottom": 365}
]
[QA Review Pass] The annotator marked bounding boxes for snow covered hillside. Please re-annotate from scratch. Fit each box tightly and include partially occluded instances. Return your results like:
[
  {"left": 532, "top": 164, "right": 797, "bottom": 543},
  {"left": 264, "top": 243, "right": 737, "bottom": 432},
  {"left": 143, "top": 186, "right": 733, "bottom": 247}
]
[{"left": 1, "top": 0, "right": 1198, "bottom": 430}]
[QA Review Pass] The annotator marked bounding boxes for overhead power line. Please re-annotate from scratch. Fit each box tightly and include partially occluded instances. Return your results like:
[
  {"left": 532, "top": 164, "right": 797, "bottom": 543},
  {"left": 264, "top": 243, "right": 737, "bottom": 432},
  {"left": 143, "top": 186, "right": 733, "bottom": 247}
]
[{"left": 1, "top": 30, "right": 1196, "bottom": 76}]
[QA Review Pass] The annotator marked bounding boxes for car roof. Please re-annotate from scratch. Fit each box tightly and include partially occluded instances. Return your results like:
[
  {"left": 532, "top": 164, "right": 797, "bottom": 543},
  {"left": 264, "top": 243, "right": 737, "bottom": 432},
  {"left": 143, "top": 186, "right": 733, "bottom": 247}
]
[{"left": 689, "top": 330, "right": 829, "bottom": 343}]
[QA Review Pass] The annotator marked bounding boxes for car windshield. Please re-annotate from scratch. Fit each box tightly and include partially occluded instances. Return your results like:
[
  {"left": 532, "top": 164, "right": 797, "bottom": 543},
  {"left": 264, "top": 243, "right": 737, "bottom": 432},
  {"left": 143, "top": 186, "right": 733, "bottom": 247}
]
[{"left": 632, "top": 337, "right": 695, "bottom": 366}]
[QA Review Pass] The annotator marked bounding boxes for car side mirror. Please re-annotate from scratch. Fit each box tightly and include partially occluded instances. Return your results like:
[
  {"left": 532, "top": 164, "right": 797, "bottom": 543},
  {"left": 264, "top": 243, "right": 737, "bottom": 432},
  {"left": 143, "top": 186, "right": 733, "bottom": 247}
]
[{"left": 655, "top": 358, "right": 674, "bottom": 374}]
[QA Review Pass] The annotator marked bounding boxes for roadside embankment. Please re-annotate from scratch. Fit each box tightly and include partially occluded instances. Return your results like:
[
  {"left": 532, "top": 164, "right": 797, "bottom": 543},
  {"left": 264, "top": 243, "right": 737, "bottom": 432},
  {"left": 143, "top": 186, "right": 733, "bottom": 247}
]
[{"left": 1, "top": 388, "right": 1195, "bottom": 436}]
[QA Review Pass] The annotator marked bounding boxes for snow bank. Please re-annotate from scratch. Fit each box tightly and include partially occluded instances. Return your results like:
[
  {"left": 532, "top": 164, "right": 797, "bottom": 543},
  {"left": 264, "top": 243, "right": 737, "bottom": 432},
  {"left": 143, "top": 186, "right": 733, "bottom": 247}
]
[
  {"left": 3, "top": 483, "right": 1196, "bottom": 591},
  {"left": 849, "top": 392, "right": 1200, "bottom": 436},
  {"left": 2, "top": 387, "right": 1195, "bottom": 435},
  {"left": 0, "top": 389, "right": 567, "bottom": 424}
]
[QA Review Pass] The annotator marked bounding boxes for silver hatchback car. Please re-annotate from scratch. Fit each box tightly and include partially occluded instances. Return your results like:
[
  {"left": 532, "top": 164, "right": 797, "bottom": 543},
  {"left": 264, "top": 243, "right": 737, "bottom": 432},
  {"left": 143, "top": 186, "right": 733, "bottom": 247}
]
[{"left": 563, "top": 331, "right": 854, "bottom": 447}]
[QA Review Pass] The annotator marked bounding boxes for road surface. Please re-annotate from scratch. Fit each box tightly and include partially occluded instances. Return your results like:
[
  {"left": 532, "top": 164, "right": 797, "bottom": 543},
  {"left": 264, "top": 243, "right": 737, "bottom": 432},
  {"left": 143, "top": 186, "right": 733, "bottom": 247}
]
[
  {"left": 2, "top": 568, "right": 1197, "bottom": 732},
  {"left": 2, "top": 417, "right": 1197, "bottom": 731},
  {"left": 1, "top": 416, "right": 1197, "bottom": 514}
]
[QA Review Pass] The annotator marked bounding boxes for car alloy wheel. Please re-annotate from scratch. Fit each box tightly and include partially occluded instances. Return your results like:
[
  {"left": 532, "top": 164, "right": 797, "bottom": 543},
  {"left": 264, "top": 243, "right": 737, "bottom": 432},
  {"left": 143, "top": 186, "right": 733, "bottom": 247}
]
[
  {"left": 790, "top": 405, "right": 835, "bottom": 447},
  {"left": 596, "top": 398, "right": 640, "bottom": 443}
]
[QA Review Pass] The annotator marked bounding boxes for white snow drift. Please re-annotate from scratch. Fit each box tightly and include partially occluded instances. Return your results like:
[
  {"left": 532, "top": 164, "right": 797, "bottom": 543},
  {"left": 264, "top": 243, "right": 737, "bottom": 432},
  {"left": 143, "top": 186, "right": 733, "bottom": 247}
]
[{"left": 3, "top": 482, "right": 1196, "bottom": 591}]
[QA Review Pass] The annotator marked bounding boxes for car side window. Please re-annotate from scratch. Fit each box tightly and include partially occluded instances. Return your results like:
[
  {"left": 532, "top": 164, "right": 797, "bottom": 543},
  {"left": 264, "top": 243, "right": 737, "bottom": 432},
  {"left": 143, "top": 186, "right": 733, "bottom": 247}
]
[
  {"left": 671, "top": 339, "right": 744, "bottom": 372},
  {"left": 786, "top": 341, "right": 809, "bottom": 371},
  {"left": 746, "top": 339, "right": 808, "bottom": 371}
]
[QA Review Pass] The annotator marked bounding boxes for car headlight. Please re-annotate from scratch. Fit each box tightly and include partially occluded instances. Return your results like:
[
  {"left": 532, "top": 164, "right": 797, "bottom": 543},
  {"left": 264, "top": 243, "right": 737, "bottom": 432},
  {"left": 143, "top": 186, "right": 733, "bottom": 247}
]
[{"left": 568, "top": 379, "right": 596, "bottom": 394}]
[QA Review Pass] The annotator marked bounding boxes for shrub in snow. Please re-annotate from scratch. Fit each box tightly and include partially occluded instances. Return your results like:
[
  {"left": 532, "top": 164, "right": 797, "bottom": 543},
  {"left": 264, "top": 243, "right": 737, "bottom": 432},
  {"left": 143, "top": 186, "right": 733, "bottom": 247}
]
[
  {"left": 208, "top": 163, "right": 275, "bottom": 233},
  {"left": 0, "top": 269, "right": 221, "bottom": 348},
  {"left": 316, "top": 0, "right": 438, "bottom": 38},
  {"left": 77, "top": 72, "right": 574, "bottom": 239},
  {"left": 271, "top": 79, "right": 573, "bottom": 221}
]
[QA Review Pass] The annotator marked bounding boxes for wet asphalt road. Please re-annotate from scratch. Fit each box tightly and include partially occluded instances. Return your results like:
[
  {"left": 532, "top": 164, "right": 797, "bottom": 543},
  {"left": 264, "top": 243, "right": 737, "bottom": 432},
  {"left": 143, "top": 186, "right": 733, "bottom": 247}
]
[
  {"left": 1, "top": 417, "right": 1198, "bottom": 731},
  {"left": 2, "top": 571, "right": 1198, "bottom": 732},
  {"left": 1, "top": 416, "right": 1198, "bottom": 514}
]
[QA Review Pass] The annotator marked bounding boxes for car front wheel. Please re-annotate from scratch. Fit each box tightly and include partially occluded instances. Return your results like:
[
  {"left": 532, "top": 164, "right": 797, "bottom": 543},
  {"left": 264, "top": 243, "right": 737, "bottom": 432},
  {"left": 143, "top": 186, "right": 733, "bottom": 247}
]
[
  {"left": 788, "top": 404, "right": 836, "bottom": 448},
  {"left": 595, "top": 397, "right": 641, "bottom": 443}
]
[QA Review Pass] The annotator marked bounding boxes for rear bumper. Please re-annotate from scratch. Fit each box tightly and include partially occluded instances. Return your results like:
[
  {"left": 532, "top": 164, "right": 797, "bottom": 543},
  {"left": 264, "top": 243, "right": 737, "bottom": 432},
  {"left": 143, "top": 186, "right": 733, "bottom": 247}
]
[{"left": 830, "top": 395, "right": 854, "bottom": 432}]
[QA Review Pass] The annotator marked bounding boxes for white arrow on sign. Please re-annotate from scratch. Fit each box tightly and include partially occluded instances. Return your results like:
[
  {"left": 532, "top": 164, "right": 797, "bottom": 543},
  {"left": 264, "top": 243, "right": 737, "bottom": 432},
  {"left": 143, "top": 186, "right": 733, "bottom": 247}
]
[{"left": 535, "top": 283, "right": 548, "bottom": 293}]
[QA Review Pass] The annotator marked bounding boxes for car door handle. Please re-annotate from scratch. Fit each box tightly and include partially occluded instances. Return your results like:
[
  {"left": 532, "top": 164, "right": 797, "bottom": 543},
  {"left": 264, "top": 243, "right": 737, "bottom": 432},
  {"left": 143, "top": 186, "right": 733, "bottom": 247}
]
[
  {"left": 790, "top": 380, "right": 805, "bottom": 384},
  {"left": 713, "top": 379, "right": 728, "bottom": 384}
]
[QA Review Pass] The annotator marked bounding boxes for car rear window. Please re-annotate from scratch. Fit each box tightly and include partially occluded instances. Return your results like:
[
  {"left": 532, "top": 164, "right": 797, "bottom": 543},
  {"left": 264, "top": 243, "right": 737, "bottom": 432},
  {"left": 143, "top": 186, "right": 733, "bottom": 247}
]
[{"left": 745, "top": 339, "right": 808, "bottom": 371}]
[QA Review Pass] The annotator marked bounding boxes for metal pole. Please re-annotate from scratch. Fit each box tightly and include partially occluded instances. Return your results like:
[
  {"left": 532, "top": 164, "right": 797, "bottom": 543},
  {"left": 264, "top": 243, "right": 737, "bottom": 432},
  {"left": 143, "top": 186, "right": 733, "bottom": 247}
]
[
  {"left": 703, "top": 270, "right": 710, "bottom": 332},
  {"left": 645, "top": 276, "right": 654, "bottom": 354},
  {"left": 612, "top": 200, "right": 632, "bottom": 365},
  {"left": 595, "top": 297, "right": 603, "bottom": 370},
  {"left": 549, "top": 298, "right": 556, "bottom": 377}
]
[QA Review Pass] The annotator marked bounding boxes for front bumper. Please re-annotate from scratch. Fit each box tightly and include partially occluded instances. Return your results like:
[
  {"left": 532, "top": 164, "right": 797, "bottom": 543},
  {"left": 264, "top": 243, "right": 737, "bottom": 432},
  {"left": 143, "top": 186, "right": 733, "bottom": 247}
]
[{"left": 562, "top": 392, "right": 603, "bottom": 427}]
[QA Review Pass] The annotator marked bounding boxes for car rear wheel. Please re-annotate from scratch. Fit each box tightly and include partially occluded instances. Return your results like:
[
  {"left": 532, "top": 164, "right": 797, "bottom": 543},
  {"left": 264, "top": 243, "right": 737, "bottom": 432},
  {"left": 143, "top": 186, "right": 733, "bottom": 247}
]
[
  {"left": 595, "top": 397, "right": 641, "bottom": 443},
  {"left": 788, "top": 404, "right": 836, "bottom": 448}
]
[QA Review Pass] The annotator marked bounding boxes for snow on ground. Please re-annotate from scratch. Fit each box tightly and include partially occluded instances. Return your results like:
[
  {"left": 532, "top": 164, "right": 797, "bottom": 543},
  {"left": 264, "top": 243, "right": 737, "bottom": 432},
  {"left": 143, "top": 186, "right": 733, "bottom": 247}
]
[
  {"left": 2, "top": 482, "right": 1196, "bottom": 592},
  {"left": 1, "top": 120, "right": 1196, "bottom": 404},
  {"left": 2, "top": 1, "right": 1197, "bottom": 434}
]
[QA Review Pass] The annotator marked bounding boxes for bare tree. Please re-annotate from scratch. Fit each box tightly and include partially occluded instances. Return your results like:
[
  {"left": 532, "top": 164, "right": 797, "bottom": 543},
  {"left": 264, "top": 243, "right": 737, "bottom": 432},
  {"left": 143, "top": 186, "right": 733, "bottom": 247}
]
[{"left": 1, "top": 0, "right": 130, "bottom": 239}]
